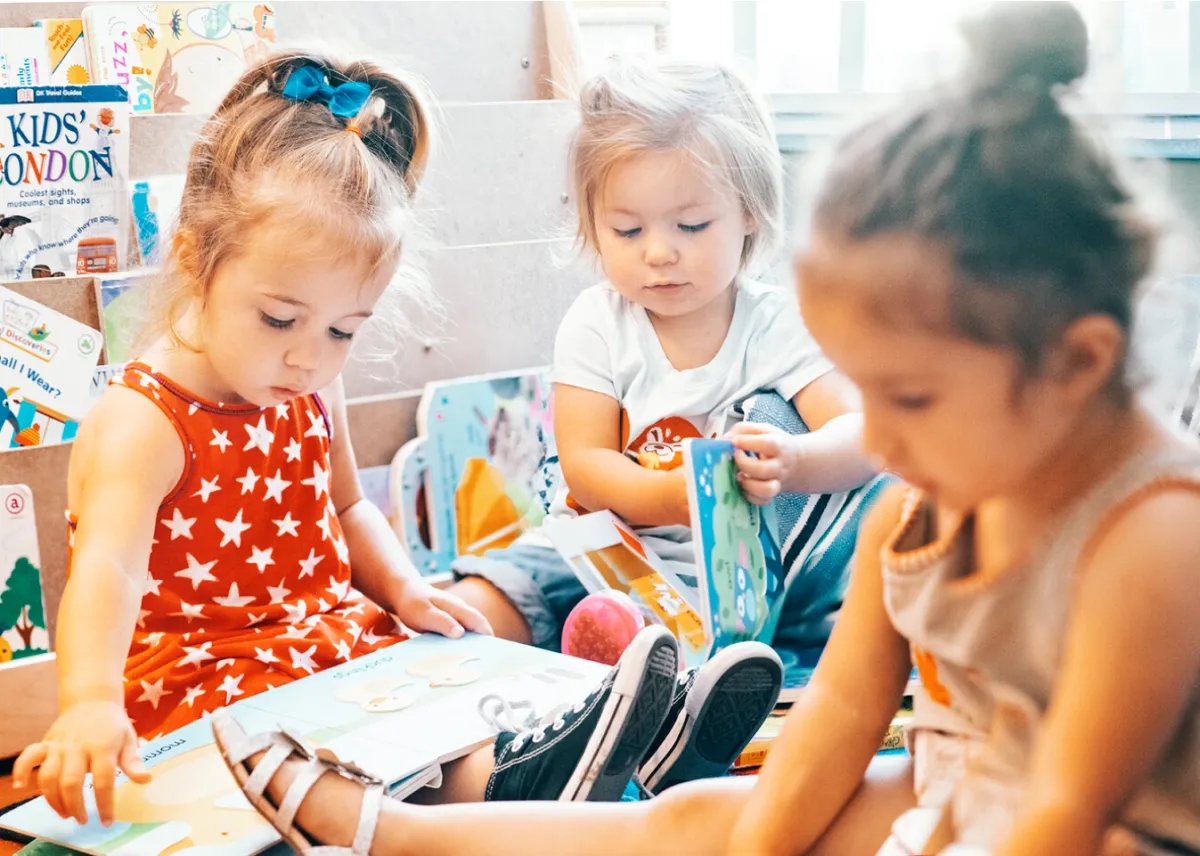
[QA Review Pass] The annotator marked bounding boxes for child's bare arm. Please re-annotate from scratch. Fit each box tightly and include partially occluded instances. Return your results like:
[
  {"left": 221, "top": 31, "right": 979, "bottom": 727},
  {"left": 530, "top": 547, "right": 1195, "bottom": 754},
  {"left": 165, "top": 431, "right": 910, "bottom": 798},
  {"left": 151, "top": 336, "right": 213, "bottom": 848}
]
[
  {"left": 554, "top": 383, "right": 690, "bottom": 527},
  {"left": 324, "top": 378, "right": 491, "bottom": 636},
  {"left": 730, "top": 485, "right": 912, "bottom": 856},
  {"left": 997, "top": 489, "right": 1200, "bottom": 856},
  {"left": 730, "top": 371, "right": 874, "bottom": 503},
  {"left": 13, "top": 387, "right": 182, "bottom": 824}
]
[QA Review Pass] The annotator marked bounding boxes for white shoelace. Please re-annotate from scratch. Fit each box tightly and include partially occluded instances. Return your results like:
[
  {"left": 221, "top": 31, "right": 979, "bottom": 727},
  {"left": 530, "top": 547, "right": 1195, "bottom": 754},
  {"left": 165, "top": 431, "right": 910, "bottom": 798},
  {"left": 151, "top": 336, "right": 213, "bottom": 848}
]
[{"left": 477, "top": 688, "right": 600, "bottom": 753}]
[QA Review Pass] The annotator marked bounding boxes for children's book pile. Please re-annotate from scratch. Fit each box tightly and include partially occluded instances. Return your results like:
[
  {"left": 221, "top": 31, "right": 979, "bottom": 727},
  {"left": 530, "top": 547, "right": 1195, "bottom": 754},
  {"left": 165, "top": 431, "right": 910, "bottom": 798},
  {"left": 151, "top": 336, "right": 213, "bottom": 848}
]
[{"left": 0, "top": 633, "right": 609, "bottom": 856}]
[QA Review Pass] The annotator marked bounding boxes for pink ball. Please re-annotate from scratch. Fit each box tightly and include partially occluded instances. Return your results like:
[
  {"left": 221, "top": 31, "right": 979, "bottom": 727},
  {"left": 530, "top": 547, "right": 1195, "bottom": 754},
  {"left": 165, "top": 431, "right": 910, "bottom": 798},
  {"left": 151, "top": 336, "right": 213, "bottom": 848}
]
[{"left": 562, "top": 591, "right": 646, "bottom": 666}]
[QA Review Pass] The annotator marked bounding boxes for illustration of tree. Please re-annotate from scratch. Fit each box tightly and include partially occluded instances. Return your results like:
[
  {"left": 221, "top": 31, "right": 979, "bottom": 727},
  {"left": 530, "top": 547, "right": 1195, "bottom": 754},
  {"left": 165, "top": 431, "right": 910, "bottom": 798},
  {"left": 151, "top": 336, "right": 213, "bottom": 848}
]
[{"left": 0, "top": 558, "right": 44, "bottom": 650}]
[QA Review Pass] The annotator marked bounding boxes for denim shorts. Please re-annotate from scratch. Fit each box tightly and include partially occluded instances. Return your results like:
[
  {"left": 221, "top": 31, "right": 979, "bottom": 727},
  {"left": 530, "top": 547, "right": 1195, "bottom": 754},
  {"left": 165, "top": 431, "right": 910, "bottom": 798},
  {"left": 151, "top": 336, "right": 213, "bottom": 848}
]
[{"left": 452, "top": 544, "right": 587, "bottom": 650}]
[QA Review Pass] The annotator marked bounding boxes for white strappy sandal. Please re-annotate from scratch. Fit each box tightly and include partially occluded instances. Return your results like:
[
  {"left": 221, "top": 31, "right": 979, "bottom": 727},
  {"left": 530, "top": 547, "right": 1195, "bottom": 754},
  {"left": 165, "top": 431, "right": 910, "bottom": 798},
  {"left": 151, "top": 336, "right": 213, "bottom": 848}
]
[{"left": 211, "top": 708, "right": 385, "bottom": 856}]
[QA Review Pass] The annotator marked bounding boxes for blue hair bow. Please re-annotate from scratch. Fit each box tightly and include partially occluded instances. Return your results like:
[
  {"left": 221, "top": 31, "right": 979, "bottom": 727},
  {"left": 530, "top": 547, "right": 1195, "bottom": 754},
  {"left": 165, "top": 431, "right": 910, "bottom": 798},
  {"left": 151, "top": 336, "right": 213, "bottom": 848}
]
[{"left": 281, "top": 65, "right": 371, "bottom": 119}]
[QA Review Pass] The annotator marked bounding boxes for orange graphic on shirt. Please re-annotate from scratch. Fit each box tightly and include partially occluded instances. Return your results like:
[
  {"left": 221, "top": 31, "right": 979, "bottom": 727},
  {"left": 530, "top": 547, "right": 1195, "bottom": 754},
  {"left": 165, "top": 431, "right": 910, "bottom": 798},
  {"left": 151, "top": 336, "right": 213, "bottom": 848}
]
[
  {"left": 913, "top": 647, "right": 952, "bottom": 706},
  {"left": 620, "top": 413, "right": 703, "bottom": 471}
]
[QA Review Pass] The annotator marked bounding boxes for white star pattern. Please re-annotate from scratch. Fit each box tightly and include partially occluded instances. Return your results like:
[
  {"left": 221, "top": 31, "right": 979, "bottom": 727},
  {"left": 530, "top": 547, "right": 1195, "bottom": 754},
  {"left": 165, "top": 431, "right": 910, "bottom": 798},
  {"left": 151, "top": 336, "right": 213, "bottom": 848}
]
[
  {"left": 213, "top": 582, "right": 255, "bottom": 608},
  {"left": 175, "top": 554, "right": 218, "bottom": 590},
  {"left": 193, "top": 476, "right": 221, "bottom": 503},
  {"left": 346, "top": 622, "right": 364, "bottom": 644},
  {"left": 141, "top": 631, "right": 165, "bottom": 648},
  {"left": 334, "top": 638, "right": 352, "bottom": 662},
  {"left": 182, "top": 686, "right": 206, "bottom": 708},
  {"left": 217, "top": 659, "right": 235, "bottom": 670},
  {"left": 267, "top": 583, "right": 292, "bottom": 604},
  {"left": 280, "top": 624, "right": 311, "bottom": 640},
  {"left": 283, "top": 438, "right": 302, "bottom": 462},
  {"left": 210, "top": 429, "right": 231, "bottom": 452},
  {"left": 275, "top": 403, "right": 291, "bottom": 420},
  {"left": 143, "top": 575, "right": 162, "bottom": 597},
  {"left": 289, "top": 644, "right": 319, "bottom": 675},
  {"left": 243, "top": 415, "right": 275, "bottom": 455},
  {"left": 262, "top": 470, "right": 291, "bottom": 504},
  {"left": 326, "top": 578, "right": 350, "bottom": 603},
  {"left": 304, "top": 410, "right": 328, "bottom": 439},
  {"left": 215, "top": 509, "right": 252, "bottom": 547},
  {"left": 271, "top": 512, "right": 298, "bottom": 537},
  {"left": 137, "top": 608, "right": 151, "bottom": 628},
  {"left": 178, "top": 641, "right": 215, "bottom": 669},
  {"left": 316, "top": 598, "right": 331, "bottom": 613},
  {"left": 188, "top": 403, "right": 200, "bottom": 417},
  {"left": 304, "top": 613, "right": 323, "bottom": 627},
  {"left": 247, "top": 546, "right": 275, "bottom": 572},
  {"left": 282, "top": 599, "right": 308, "bottom": 624},
  {"left": 297, "top": 549, "right": 323, "bottom": 578},
  {"left": 137, "top": 677, "right": 171, "bottom": 710},
  {"left": 174, "top": 600, "right": 206, "bottom": 623},
  {"left": 218, "top": 673, "right": 246, "bottom": 703},
  {"left": 254, "top": 646, "right": 279, "bottom": 665},
  {"left": 301, "top": 462, "right": 329, "bottom": 500},
  {"left": 361, "top": 627, "right": 385, "bottom": 647},
  {"left": 342, "top": 602, "right": 366, "bottom": 617},
  {"left": 160, "top": 508, "right": 196, "bottom": 540},
  {"left": 316, "top": 511, "right": 332, "bottom": 542},
  {"left": 236, "top": 467, "right": 260, "bottom": 495},
  {"left": 333, "top": 535, "right": 349, "bottom": 563},
  {"left": 246, "top": 612, "right": 268, "bottom": 627}
]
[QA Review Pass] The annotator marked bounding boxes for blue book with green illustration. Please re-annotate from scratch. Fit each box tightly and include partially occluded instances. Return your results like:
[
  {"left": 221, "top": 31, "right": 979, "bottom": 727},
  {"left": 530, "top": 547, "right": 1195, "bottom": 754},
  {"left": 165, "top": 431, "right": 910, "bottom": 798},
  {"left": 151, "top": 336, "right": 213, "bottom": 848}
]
[{"left": 682, "top": 438, "right": 789, "bottom": 654}]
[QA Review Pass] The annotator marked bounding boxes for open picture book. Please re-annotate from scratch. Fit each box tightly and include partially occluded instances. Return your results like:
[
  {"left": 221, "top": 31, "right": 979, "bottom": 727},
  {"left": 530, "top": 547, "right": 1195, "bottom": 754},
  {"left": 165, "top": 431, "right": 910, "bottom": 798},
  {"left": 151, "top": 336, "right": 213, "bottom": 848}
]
[{"left": 0, "top": 633, "right": 607, "bottom": 856}]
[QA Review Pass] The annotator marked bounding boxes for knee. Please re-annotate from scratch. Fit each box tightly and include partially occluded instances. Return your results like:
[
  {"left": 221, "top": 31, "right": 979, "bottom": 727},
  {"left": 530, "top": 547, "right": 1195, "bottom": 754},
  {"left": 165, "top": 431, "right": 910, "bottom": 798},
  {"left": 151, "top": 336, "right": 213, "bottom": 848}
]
[{"left": 645, "top": 778, "right": 740, "bottom": 841}]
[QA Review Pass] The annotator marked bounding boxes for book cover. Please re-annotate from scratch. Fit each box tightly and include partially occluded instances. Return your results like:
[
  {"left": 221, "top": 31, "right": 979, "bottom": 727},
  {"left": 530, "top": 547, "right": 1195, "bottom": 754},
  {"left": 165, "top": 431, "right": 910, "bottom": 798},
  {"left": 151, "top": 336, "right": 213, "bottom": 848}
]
[
  {"left": 0, "top": 484, "right": 49, "bottom": 660},
  {"left": 0, "top": 29, "right": 52, "bottom": 87},
  {"left": 544, "top": 510, "right": 709, "bottom": 668},
  {"left": 36, "top": 20, "right": 93, "bottom": 85},
  {"left": 84, "top": 4, "right": 276, "bottom": 114},
  {"left": 0, "top": 286, "right": 103, "bottom": 448},
  {"left": 683, "top": 438, "right": 789, "bottom": 651},
  {"left": 0, "top": 633, "right": 609, "bottom": 856},
  {"left": 412, "top": 369, "right": 561, "bottom": 572},
  {"left": 97, "top": 269, "right": 153, "bottom": 364},
  {"left": 0, "top": 84, "right": 130, "bottom": 282}
]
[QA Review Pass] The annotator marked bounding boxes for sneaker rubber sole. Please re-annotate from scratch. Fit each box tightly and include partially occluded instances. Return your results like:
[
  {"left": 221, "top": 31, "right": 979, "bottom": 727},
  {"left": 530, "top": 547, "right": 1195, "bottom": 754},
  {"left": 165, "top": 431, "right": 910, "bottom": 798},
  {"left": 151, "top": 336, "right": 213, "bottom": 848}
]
[
  {"left": 559, "top": 625, "right": 678, "bottom": 801},
  {"left": 640, "top": 641, "right": 783, "bottom": 792}
]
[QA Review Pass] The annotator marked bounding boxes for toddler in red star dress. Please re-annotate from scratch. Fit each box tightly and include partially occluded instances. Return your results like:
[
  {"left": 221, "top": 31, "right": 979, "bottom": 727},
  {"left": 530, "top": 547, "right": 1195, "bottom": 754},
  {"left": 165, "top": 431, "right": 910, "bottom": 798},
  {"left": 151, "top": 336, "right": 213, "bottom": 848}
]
[{"left": 15, "top": 50, "right": 491, "bottom": 824}]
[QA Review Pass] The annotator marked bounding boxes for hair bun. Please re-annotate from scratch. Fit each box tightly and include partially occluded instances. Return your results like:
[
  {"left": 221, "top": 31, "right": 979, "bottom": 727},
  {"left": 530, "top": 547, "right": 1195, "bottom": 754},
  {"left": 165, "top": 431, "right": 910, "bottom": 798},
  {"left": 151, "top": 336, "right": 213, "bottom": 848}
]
[{"left": 962, "top": 1, "right": 1089, "bottom": 93}]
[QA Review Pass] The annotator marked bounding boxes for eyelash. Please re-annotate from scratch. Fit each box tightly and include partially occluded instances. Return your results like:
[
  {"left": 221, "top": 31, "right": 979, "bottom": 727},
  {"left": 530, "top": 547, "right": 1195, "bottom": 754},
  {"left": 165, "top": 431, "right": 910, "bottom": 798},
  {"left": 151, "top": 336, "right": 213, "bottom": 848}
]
[
  {"left": 261, "top": 313, "right": 354, "bottom": 341},
  {"left": 891, "top": 395, "right": 932, "bottom": 411},
  {"left": 612, "top": 222, "right": 712, "bottom": 239}
]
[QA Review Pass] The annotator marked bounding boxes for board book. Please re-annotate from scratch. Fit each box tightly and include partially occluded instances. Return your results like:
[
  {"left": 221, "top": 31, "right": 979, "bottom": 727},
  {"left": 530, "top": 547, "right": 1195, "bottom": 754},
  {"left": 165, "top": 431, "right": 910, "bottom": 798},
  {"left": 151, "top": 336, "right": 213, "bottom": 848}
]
[
  {"left": 84, "top": 4, "right": 276, "bottom": 115},
  {"left": 542, "top": 510, "right": 707, "bottom": 668},
  {"left": 391, "top": 369, "right": 562, "bottom": 575},
  {"left": 0, "top": 632, "right": 608, "bottom": 856},
  {"left": 0, "top": 484, "right": 48, "bottom": 661},
  {"left": 0, "top": 84, "right": 130, "bottom": 282}
]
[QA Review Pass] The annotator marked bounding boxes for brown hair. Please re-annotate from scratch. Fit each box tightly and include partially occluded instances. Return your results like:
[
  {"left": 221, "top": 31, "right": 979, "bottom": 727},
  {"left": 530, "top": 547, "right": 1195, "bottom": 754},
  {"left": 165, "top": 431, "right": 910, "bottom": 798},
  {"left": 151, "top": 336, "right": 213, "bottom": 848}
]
[
  {"left": 811, "top": 2, "right": 1157, "bottom": 396},
  {"left": 144, "top": 50, "right": 432, "bottom": 349},
  {"left": 570, "top": 58, "right": 782, "bottom": 272}
]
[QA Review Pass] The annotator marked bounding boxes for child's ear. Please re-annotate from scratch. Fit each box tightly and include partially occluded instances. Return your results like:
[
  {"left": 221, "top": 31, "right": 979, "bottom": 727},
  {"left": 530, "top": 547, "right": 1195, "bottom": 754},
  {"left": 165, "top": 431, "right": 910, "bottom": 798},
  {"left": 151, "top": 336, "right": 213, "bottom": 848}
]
[
  {"left": 1050, "top": 314, "right": 1125, "bottom": 403},
  {"left": 172, "top": 229, "right": 203, "bottom": 296}
]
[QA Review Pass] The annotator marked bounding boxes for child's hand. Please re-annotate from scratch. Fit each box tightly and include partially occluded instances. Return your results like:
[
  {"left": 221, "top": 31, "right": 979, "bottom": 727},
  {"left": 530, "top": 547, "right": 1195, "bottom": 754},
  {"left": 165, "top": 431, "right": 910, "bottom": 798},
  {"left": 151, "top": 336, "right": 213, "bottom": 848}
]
[
  {"left": 391, "top": 580, "right": 495, "bottom": 638},
  {"left": 727, "top": 422, "right": 798, "bottom": 505},
  {"left": 13, "top": 700, "right": 151, "bottom": 827}
]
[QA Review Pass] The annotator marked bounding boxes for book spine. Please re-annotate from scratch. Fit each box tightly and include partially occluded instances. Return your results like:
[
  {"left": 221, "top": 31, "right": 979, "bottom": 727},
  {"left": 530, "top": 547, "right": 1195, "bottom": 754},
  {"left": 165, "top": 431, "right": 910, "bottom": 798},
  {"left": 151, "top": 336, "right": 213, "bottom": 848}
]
[{"left": 733, "top": 718, "right": 911, "bottom": 771}]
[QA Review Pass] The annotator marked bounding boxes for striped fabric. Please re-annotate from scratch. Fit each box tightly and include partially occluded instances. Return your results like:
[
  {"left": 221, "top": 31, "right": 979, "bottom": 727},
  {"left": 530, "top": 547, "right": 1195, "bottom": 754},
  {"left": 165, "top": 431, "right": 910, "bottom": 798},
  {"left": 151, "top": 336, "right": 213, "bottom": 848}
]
[{"left": 741, "top": 391, "right": 893, "bottom": 653}]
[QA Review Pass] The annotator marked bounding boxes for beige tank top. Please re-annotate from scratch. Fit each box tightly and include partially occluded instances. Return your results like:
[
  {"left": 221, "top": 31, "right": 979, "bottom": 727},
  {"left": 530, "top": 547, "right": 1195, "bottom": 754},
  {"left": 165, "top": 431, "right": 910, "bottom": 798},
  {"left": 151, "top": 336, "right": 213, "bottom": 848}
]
[{"left": 882, "top": 440, "right": 1200, "bottom": 850}]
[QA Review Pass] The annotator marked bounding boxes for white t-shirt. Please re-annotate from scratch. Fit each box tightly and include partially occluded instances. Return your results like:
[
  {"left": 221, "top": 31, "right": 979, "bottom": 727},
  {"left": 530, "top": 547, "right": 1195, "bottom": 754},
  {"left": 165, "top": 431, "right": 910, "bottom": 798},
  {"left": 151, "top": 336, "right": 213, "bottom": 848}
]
[{"left": 542, "top": 277, "right": 832, "bottom": 574}]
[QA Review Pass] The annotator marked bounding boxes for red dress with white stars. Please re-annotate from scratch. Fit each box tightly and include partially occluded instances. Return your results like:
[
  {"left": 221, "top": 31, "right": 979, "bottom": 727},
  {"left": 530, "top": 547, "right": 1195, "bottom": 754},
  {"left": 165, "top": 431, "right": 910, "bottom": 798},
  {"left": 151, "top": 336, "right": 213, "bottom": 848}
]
[{"left": 67, "top": 362, "right": 402, "bottom": 741}]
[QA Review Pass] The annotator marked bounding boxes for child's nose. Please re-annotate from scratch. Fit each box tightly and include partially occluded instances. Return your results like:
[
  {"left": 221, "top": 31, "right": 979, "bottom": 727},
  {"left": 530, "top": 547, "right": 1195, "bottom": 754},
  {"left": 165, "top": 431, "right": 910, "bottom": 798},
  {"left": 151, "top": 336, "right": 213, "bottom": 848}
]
[
  {"left": 862, "top": 413, "right": 901, "bottom": 472},
  {"left": 643, "top": 229, "right": 678, "bottom": 267},
  {"left": 284, "top": 339, "right": 320, "bottom": 372}
]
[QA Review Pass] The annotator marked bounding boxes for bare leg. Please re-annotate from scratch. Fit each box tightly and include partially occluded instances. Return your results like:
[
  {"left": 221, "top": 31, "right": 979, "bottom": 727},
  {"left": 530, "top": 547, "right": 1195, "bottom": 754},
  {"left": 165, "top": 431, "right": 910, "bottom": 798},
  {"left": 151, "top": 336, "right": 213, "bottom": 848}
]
[
  {"left": 445, "top": 577, "right": 532, "bottom": 645},
  {"left": 809, "top": 753, "right": 915, "bottom": 855},
  {"left": 406, "top": 744, "right": 495, "bottom": 805},
  {"left": 250, "top": 750, "right": 912, "bottom": 856}
]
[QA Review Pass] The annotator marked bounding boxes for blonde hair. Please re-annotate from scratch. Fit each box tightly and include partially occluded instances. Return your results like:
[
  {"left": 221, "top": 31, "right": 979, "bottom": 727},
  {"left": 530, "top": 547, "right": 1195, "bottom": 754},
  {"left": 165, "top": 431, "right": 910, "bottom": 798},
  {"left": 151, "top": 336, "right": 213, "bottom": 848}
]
[
  {"left": 144, "top": 50, "right": 432, "bottom": 349},
  {"left": 571, "top": 59, "right": 782, "bottom": 270}
]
